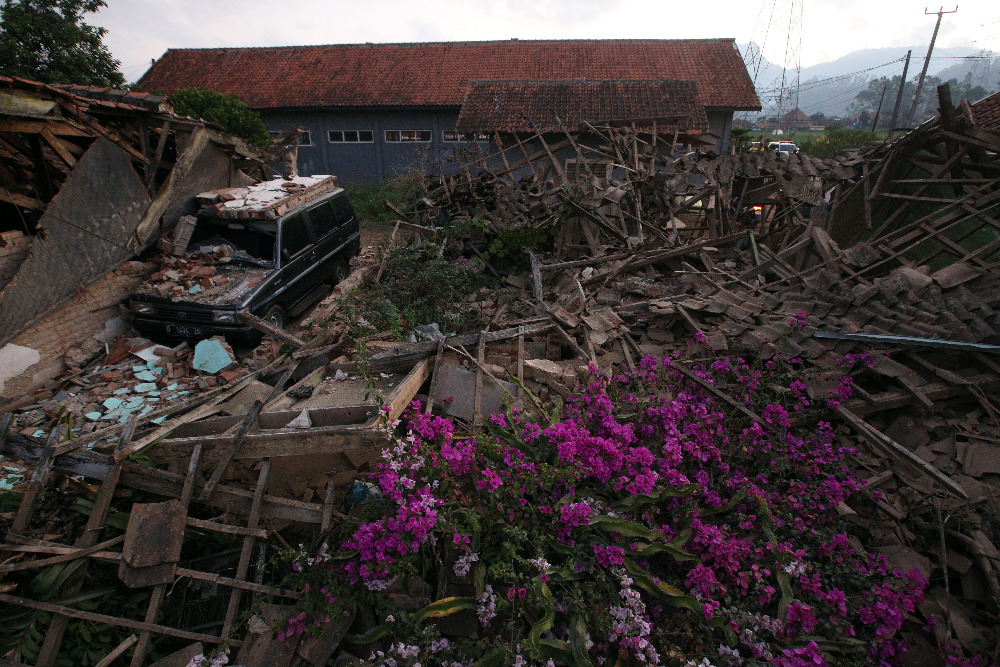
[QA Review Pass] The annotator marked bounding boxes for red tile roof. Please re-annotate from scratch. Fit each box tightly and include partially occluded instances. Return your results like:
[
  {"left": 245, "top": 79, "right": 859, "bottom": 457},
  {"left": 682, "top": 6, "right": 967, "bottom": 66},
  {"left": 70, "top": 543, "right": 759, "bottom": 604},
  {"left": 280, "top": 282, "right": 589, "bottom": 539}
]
[
  {"left": 971, "top": 91, "right": 1000, "bottom": 130},
  {"left": 456, "top": 79, "right": 709, "bottom": 133},
  {"left": 137, "top": 39, "right": 761, "bottom": 112}
]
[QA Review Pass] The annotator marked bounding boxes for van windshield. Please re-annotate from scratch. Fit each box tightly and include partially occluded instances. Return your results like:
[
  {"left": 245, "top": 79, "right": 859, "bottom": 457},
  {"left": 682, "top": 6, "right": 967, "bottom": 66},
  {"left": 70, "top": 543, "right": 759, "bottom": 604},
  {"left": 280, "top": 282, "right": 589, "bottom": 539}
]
[{"left": 187, "top": 216, "right": 276, "bottom": 267}]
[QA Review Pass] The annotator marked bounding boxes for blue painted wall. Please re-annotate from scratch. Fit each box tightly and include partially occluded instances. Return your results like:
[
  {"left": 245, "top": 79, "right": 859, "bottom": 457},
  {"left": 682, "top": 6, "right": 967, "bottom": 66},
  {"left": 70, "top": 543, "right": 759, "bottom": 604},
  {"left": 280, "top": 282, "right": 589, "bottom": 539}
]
[{"left": 260, "top": 107, "right": 737, "bottom": 181}]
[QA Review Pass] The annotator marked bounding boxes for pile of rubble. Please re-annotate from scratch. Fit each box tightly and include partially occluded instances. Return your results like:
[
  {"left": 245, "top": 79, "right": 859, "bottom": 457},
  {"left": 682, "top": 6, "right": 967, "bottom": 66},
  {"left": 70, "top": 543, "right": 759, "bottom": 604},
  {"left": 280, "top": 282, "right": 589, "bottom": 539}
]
[{"left": 1, "top": 86, "right": 1000, "bottom": 664}]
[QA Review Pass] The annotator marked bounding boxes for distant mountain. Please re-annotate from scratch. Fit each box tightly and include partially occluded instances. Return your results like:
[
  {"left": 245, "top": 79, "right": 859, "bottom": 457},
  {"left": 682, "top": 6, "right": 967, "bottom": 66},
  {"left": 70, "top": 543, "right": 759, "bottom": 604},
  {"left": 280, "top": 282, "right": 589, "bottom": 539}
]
[{"left": 737, "top": 44, "right": 999, "bottom": 119}]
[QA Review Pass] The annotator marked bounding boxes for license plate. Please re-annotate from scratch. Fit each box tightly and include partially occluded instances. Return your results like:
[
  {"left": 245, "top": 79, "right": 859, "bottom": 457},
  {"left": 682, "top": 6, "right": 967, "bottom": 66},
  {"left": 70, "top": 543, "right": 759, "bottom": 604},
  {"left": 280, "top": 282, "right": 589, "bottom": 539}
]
[{"left": 166, "top": 324, "right": 201, "bottom": 337}]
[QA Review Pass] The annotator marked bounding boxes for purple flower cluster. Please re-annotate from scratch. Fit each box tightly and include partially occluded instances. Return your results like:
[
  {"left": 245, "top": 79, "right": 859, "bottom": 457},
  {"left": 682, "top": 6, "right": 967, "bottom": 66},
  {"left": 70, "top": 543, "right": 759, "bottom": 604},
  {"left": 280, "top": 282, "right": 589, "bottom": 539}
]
[{"left": 276, "top": 348, "right": 939, "bottom": 665}]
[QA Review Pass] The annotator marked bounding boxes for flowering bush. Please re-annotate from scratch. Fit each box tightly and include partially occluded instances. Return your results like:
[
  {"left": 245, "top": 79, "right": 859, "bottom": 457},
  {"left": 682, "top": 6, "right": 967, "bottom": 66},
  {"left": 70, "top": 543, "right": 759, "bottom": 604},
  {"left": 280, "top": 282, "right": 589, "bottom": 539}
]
[{"left": 275, "top": 349, "right": 935, "bottom": 666}]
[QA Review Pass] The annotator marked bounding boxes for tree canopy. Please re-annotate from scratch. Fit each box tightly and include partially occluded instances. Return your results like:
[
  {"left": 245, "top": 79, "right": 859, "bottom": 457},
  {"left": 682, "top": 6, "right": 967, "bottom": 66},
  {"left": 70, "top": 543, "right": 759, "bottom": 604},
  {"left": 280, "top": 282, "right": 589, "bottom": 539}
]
[
  {"left": 851, "top": 74, "right": 990, "bottom": 130},
  {"left": 168, "top": 88, "right": 271, "bottom": 147},
  {"left": 0, "top": 0, "right": 124, "bottom": 86}
]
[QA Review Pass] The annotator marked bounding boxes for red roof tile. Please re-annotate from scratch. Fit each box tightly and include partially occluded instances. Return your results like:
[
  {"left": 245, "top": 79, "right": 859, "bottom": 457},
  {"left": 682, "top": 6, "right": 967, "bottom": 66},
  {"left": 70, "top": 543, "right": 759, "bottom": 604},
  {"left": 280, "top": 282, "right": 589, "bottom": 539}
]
[
  {"left": 456, "top": 79, "right": 709, "bottom": 133},
  {"left": 137, "top": 39, "right": 761, "bottom": 112},
  {"left": 971, "top": 91, "right": 1000, "bottom": 130}
]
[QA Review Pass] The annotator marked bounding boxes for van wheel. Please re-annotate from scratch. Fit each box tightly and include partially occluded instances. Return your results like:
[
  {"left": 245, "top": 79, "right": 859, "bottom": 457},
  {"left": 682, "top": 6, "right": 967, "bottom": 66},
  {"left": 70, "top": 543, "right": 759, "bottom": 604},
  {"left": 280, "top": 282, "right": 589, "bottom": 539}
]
[
  {"left": 333, "top": 260, "right": 350, "bottom": 285},
  {"left": 264, "top": 305, "right": 286, "bottom": 329}
]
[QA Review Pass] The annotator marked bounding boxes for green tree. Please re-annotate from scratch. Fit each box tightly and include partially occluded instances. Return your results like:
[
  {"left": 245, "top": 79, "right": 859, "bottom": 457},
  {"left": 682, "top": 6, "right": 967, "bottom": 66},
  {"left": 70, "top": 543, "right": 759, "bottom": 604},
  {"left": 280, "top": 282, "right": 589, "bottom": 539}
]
[
  {"left": 168, "top": 87, "right": 271, "bottom": 146},
  {"left": 0, "top": 0, "right": 123, "bottom": 86},
  {"left": 729, "top": 124, "right": 751, "bottom": 153},
  {"left": 851, "top": 73, "right": 991, "bottom": 130}
]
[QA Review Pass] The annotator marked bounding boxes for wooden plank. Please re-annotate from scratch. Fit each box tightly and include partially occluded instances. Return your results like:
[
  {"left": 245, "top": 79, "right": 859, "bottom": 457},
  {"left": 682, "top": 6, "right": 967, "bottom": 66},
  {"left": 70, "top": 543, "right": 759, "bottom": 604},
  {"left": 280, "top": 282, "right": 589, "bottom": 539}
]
[
  {"left": 529, "top": 251, "right": 544, "bottom": 304},
  {"left": 383, "top": 358, "right": 432, "bottom": 421},
  {"left": 0, "top": 535, "right": 125, "bottom": 574},
  {"left": 838, "top": 406, "right": 967, "bottom": 498},
  {"left": 130, "top": 444, "right": 203, "bottom": 666},
  {"left": 95, "top": 635, "right": 136, "bottom": 667},
  {"left": 186, "top": 516, "right": 268, "bottom": 539},
  {"left": 198, "top": 398, "right": 264, "bottom": 502},
  {"left": 36, "top": 417, "right": 137, "bottom": 665},
  {"left": 39, "top": 128, "right": 76, "bottom": 167},
  {"left": 221, "top": 460, "right": 270, "bottom": 638},
  {"left": 8, "top": 425, "right": 65, "bottom": 538},
  {"left": 474, "top": 331, "right": 486, "bottom": 423},
  {"left": 0, "top": 118, "right": 91, "bottom": 136},
  {"left": 238, "top": 311, "right": 305, "bottom": 348},
  {"left": 424, "top": 338, "right": 446, "bottom": 414},
  {"left": 0, "top": 188, "right": 45, "bottom": 211},
  {"left": 0, "top": 593, "right": 241, "bottom": 646},
  {"left": 176, "top": 567, "right": 301, "bottom": 599}
]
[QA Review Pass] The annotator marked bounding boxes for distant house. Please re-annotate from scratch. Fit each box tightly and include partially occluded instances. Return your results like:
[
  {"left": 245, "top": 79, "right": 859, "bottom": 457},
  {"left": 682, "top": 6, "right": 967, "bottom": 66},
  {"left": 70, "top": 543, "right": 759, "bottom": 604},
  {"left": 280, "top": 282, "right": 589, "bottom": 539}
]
[
  {"left": 779, "top": 107, "right": 811, "bottom": 129},
  {"left": 137, "top": 39, "right": 761, "bottom": 181}
]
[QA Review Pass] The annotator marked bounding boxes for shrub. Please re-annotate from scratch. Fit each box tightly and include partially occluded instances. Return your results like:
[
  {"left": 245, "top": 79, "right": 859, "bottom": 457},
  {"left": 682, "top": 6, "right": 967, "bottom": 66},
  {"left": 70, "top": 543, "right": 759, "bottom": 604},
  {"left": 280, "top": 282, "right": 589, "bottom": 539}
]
[{"left": 272, "top": 335, "right": 941, "bottom": 666}]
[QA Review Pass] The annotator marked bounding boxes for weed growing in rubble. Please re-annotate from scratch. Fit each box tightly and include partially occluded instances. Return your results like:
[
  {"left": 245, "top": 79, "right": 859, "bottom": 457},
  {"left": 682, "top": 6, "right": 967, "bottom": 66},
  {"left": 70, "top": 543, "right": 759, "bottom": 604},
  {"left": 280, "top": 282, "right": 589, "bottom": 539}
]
[
  {"left": 274, "top": 346, "right": 935, "bottom": 666},
  {"left": 341, "top": 244, "right": 495, "bottom": 339}
]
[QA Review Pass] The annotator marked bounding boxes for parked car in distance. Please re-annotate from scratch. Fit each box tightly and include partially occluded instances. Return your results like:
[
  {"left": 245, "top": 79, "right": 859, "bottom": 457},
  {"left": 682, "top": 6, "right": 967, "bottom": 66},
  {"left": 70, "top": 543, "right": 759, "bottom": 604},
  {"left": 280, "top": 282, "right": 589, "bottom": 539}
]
[
  {"left": 768, "top": 141, "right": 800, "bottom": 155},
  {"left": 127, "top": 176, "right": 360, "bottom": 344},
  {"left": 748, "top": 141, "right": 766, "bottom": 153}
]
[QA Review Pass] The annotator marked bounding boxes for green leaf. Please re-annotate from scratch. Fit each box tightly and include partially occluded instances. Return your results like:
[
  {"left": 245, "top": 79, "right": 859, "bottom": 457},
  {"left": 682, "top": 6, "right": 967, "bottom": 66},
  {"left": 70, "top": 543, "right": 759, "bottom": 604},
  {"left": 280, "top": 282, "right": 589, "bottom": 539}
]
[
  {"left": 344, "top": 623, "right": 393, "bottom": 644},
  {"left": 536, "top": 639, "right": 576, "bottom": 663},
  {"left": 528, "top": 581, "right": 555, "bottom": 652},
  {"left": 620, "top": 557, "right": 714, "bottom": 624},
  {"left": 634, "top": 542, "right": 699, "bottom": 563},
  {"left": 568, "top": 615, "right": 594, "bottom": 667},
  {"left": 776, "top": 571, "right": 794, "bottom": 619},
  {"left": 615, "top": 483, "right": 698, "bottom": 511},
  {"left": 473, "top": 649, "right": 509, "bottom": 667},
  {"left": 799, "top": 636, "right": 867, "bottom": 654},
  {"left": 412, "top": 596, "right": 478, "bottom": 623},
  {"left": 589, "top": 515, "right": 665, "bottom": 542},
  {"left": 700, "top": 488, "right": 749, "bottom": 516}
]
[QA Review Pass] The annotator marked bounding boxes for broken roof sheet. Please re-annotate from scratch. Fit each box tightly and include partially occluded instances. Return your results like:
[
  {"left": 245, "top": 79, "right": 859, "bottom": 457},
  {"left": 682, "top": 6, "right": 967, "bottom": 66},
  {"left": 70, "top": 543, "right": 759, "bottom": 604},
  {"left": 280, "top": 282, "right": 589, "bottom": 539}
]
[
  {"left": 137, "top": 39, "right": 762, "bottom": 111},
  {"left": 197, "top": 175, "right": 340, "bottom": 219},
  {"left": 455, "top": 79, "right": 710, "bottom": 134}
]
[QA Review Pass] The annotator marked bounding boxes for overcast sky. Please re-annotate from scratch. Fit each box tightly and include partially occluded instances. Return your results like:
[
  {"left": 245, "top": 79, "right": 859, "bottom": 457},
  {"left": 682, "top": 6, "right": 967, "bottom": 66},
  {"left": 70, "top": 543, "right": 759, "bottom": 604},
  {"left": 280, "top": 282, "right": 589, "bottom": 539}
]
[{"left": 93, "top": 0, "right": 999, "bottom": 84}]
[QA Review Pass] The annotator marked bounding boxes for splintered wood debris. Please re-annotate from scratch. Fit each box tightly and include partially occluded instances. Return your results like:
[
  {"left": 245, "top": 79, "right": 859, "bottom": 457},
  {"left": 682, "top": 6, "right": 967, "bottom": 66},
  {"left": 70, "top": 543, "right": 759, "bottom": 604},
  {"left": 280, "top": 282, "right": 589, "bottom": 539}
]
[{"left": 2, "top": 83, "right": 1000, "bottom": 663}]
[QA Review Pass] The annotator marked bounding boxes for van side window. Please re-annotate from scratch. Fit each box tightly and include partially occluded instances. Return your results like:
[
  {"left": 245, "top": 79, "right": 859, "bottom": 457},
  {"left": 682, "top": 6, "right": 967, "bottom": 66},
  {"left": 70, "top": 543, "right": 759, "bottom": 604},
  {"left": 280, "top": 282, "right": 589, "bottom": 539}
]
[
  {"left": 330, "top": 195, "right": 354, "bottom": 224},
  {"left": 306, "top": 202, "right": 338, "bottom": 237},
  {"left": 280, "top": 214, "right": 311, "bottom": 260}
]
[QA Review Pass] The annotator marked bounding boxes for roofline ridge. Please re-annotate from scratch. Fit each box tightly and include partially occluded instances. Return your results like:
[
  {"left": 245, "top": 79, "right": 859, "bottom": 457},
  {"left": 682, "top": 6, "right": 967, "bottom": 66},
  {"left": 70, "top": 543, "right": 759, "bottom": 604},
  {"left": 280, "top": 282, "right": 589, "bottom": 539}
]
[
  {"left": 467, "top": 78, "right": 700, "bottom": 84},
  {"left": 157, "top": 37, "right": 736, "bottom": 53}
]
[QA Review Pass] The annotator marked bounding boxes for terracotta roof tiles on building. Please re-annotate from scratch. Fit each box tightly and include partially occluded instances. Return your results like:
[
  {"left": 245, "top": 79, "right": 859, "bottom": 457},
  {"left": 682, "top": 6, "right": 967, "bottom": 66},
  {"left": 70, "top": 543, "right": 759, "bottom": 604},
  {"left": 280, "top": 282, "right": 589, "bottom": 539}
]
[
  {"left": 971, "top": 91, "right": 1000, "bottom": 130},
  {"left": 137, "top": 39, "right": 761, "bottom": 112},
  {"left": 456, "top": 79, "right": 709, "bottom": 133}
]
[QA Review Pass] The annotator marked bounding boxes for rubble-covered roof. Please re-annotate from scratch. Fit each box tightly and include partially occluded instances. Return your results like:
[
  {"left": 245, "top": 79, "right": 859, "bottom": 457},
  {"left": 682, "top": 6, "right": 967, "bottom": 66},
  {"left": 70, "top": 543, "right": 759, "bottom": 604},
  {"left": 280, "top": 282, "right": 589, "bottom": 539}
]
[
  {"left": 455, "top": 79, "right": 709, "bottom": 134},
  {"left": 137, "top": 39, "right": 762, "bottom": 111},
  {"left": 197, "top": 175, "right": 340, "bottom": 219},
  {"left": 51, "top": 83, "right": 171, "bottom": 114},
  {"left": 970, "top": 90, "right": 1000, "bottom": 130}
]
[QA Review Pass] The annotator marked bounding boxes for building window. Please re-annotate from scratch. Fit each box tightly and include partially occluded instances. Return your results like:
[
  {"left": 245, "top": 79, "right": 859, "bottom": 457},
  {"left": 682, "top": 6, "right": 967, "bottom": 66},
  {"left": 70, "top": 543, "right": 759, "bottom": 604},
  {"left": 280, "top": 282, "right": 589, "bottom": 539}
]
[
  {"left": 385, "top": 130, "right": 432, "bottom": 143},
  {"left": 329, "top": 130, "right": 374, "bottom": 143},
  {"left": 443, "top": 130, "right": 490, "bottom": 142}
]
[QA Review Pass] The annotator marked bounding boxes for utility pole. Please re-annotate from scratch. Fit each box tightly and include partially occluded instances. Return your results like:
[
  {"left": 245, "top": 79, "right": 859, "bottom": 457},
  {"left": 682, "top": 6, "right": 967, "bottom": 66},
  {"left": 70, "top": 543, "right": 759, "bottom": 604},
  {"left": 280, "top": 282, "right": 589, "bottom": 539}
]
[
  {"left": 888, "top": 50, "right": 912, "bottom": 139},
  {"left": 905, "top": 6, "right": 958, "bottom": 128},
  {"left": 871, "top": 83, "right": 888, "bottom": 131}
]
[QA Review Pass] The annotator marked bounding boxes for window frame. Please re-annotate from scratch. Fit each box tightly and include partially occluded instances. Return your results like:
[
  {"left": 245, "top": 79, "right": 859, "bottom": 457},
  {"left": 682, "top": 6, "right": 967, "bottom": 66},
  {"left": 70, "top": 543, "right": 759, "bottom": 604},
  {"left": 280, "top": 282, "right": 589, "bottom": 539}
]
[
  {"left": 328, "top": 130, "right": 375, "bottom": 143},
  {"left": 443, "top": 130, "right": 490, "bottom": 143},
  {"left": 384, "top": 129, "right": 433, "bottom": 143}
]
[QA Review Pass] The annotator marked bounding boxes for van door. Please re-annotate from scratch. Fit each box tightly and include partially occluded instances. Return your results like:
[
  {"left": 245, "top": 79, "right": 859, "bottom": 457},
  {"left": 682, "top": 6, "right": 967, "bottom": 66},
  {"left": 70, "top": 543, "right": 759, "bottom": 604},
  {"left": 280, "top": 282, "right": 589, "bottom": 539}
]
[
  {"left": 275, "top": 212, "right": 315, "bottom": 313},
  {"left": 305, "top": 194, "right": 357, "bottom": 282}
]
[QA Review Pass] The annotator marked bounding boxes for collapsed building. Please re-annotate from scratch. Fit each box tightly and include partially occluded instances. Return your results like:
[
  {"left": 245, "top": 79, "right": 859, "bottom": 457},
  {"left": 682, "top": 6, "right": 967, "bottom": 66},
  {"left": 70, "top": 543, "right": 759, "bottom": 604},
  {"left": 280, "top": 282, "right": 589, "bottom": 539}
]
[
  {"left": 0, "top": 76, "right": 280, "bottom": 400},
  {"left": 0, "top": 85, "right": 998, "bottom": 664}
]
